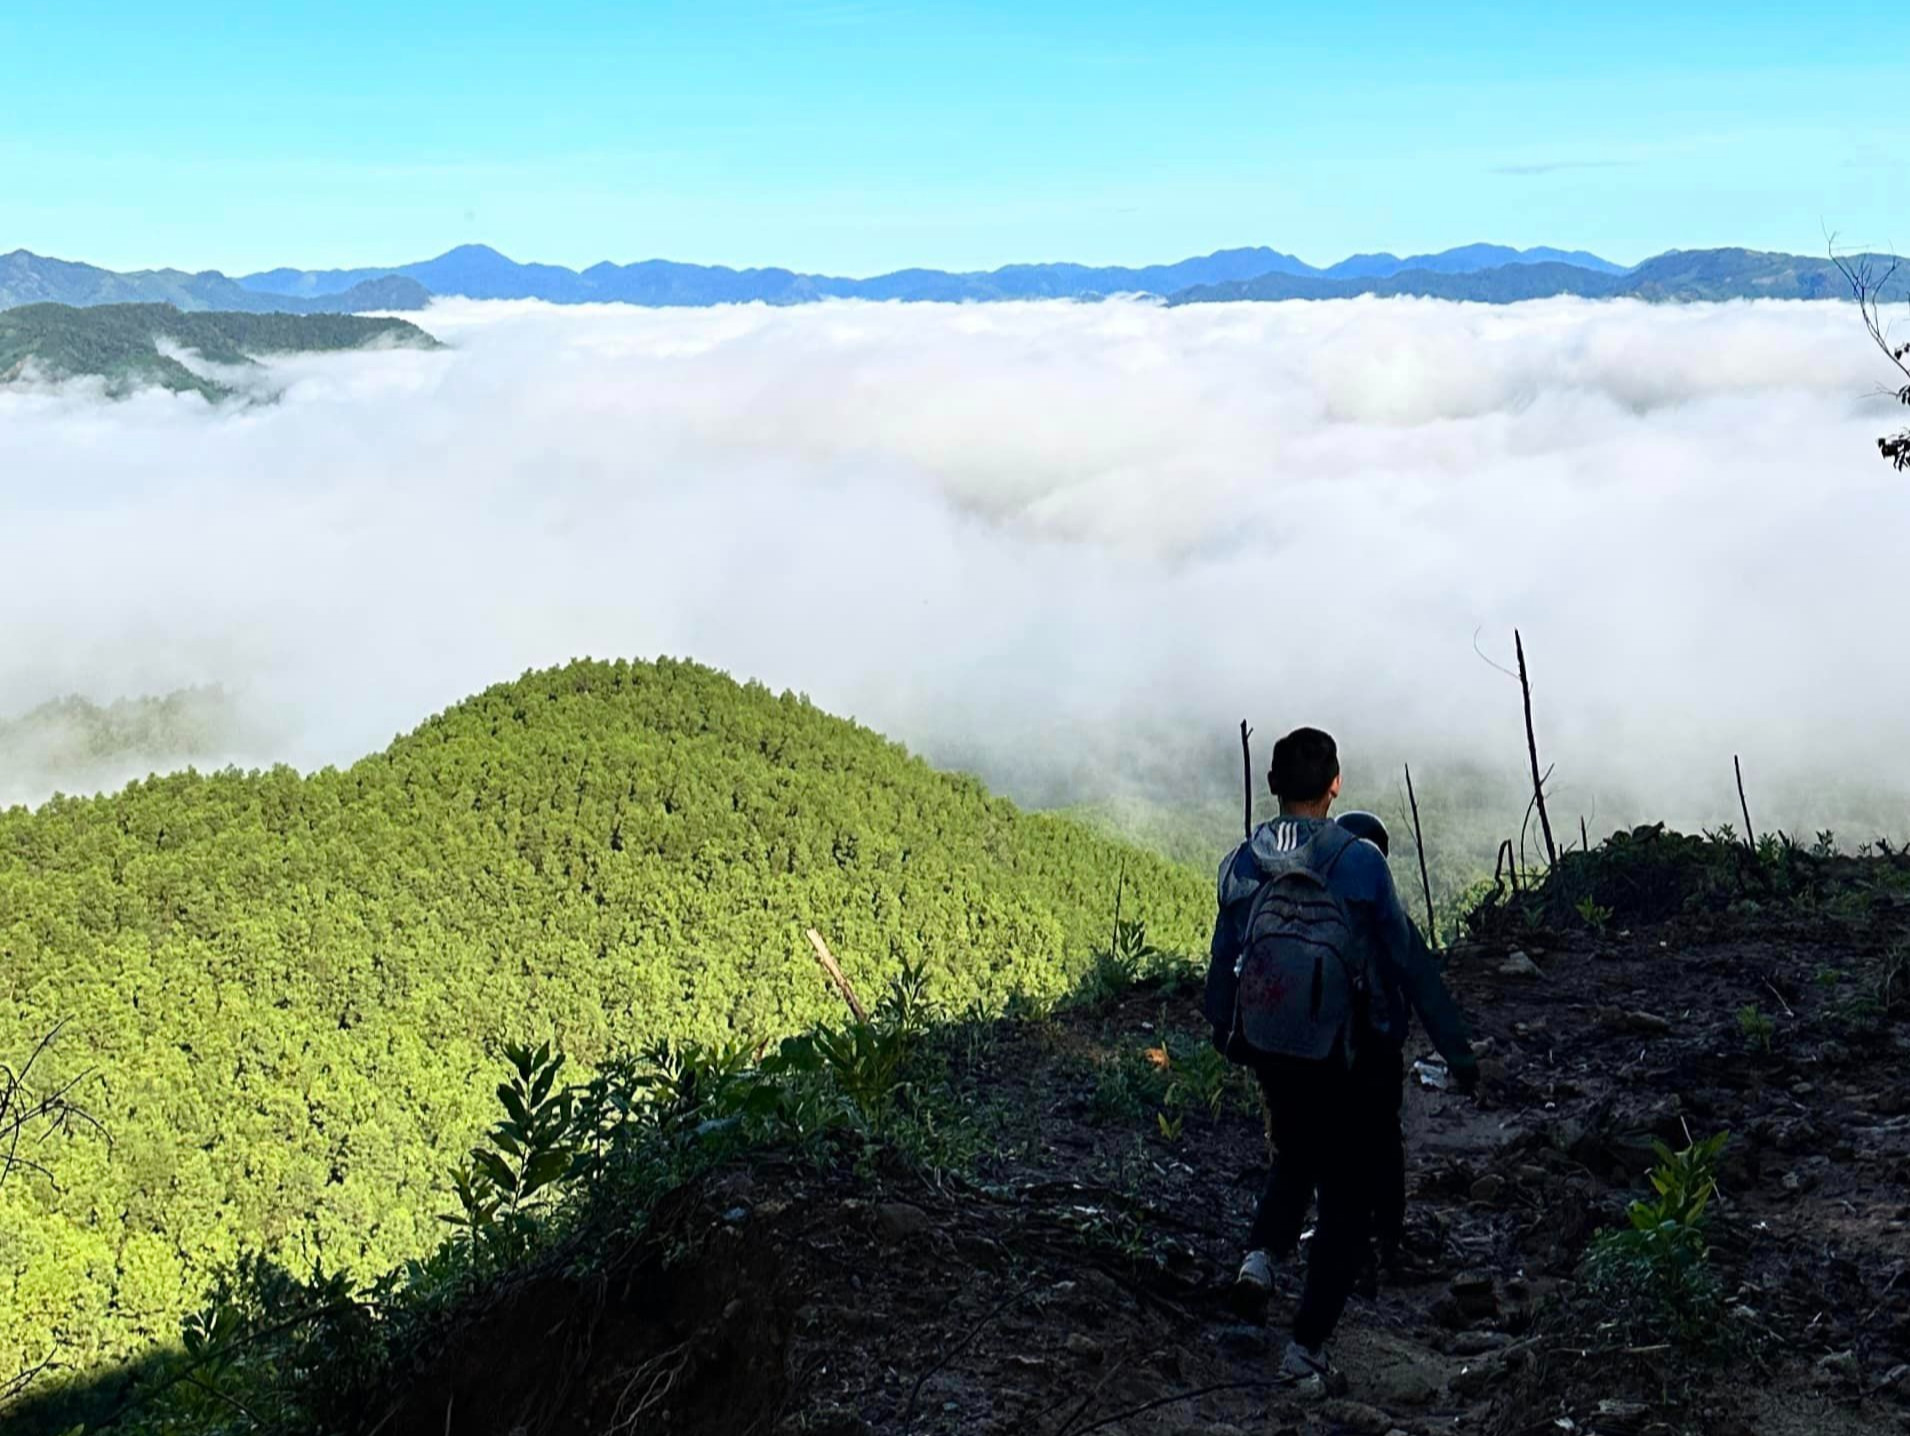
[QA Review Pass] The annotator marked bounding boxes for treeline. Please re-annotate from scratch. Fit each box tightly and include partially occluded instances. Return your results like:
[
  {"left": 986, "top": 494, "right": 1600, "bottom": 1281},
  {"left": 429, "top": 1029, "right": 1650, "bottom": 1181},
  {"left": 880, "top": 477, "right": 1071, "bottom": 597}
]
[
  {"left": 0, "top": 658, "right": 1209, "bottom": 1387},
  {"left": 0, "top": 302, "right": 437, "bottom": 398},
  {"left": 0, "top": 689, "right": 246, "bottom": 803}
]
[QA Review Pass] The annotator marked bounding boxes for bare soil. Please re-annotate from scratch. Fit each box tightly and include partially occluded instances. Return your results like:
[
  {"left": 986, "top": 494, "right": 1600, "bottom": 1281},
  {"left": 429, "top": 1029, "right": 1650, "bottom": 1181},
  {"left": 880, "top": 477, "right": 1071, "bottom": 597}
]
[{"left": 385, "top": 893, "right": 1910, "bottom": 1436}]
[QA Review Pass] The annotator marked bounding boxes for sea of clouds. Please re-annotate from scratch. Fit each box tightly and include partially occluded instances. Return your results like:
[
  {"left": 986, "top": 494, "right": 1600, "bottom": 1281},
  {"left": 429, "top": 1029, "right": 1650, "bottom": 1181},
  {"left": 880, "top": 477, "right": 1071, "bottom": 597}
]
[{"left": 3, "top": 295, "right": 1904, "bottom": 844}]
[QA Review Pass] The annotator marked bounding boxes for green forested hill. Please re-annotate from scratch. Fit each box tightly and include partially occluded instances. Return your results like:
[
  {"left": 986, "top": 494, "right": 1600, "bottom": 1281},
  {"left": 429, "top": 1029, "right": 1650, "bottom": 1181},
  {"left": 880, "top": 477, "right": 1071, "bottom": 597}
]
[
  {"left": 0, "top": 658, "right": 1208, "bottom": 1385},
  {"left": 0, "top": 302, "right": 438, "bottom": 399},
  {"left": 0, "top": 689, "right": 247, "bottom": 806}
]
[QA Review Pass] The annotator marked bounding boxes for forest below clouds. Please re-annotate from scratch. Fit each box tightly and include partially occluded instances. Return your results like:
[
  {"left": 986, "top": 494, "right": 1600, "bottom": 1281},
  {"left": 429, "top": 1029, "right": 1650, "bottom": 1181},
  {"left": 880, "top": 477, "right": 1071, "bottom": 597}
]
[{"left": 2, "top": 294, "right": 1905, "bottom": 839}]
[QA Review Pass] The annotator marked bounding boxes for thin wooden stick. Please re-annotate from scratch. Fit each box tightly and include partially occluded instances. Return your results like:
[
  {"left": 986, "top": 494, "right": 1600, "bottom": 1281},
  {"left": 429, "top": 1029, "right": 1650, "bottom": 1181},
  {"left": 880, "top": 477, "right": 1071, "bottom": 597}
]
[
  {"left": 805, "top": 929, "right": 867, "bottom": 1024},
  {"left": 1515, "top": 630, "right": 1558, "bottom": 870},
  {"left": 1405, "top": 763, "right": 1437, "bottom": 948},
  {"left": 1239, "top": 720, "right": 1254, "bottom": 840},
  {"left": 1581, "top": 814, "right": 1590, "bottom": 853},
  {"left": 1494, "top": 837, "right": 1520, "bottom": 894},
  {"left": 1735, "top": 754, "right": 1755, "bottom": 850}
]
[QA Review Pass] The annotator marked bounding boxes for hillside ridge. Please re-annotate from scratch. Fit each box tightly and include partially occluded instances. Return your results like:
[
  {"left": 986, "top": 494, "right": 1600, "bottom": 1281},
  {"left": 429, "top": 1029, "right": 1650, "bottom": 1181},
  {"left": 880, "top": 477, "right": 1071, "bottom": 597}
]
[
  {"left": 0, "top": 302, "right": 439, "bottom": 398},
  {"left": 0, "top": 656, "right": 1209, "bottom": 1390}
]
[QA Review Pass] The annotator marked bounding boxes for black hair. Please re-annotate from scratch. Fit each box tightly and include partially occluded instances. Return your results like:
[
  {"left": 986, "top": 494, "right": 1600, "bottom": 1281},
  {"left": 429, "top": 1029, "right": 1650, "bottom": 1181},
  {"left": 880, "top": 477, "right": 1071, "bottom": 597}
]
[
  {"left": 1268, "top": 727, "right": 1339, "bottom": 804},
  {"left": 1337, "top": 810, "right": 1389, "bottom": 856}
]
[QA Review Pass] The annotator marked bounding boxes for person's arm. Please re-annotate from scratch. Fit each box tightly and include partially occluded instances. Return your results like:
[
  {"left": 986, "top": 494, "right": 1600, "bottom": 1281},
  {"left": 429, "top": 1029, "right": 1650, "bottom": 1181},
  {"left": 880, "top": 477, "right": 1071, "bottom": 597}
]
[
  {"left": 1203, "top": 900, "right": 1245, "bottom": 1053},
  {"left": 1368, "top": 861, "right": 1477, "bottom": 1079}
]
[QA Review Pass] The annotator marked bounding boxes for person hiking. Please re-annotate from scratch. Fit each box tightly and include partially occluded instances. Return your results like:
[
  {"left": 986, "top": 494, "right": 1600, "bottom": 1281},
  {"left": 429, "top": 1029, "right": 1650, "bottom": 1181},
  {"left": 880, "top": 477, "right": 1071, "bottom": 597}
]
[
  {"left": 1203, "top": 727, "right": 1479, "bottom": 1385},
  {"left": 1335, "top": 809, "right": 1472, "bottom": 1284}
]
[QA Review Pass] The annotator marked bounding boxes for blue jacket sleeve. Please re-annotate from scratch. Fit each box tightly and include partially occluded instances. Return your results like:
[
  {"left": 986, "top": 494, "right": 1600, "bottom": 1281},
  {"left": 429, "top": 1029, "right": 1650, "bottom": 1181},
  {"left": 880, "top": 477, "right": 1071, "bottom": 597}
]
[{"left": 1359, "top": 853, "right": 1476, "bottom": 1069}]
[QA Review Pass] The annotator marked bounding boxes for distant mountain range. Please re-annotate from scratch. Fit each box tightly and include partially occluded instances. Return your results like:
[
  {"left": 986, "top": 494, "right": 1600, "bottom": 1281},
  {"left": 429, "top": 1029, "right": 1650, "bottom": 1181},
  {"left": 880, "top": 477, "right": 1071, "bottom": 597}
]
[
  {"left": 0, "top": 249, "right": 430, "bottom": 314},
  {"left": 235, "top": 241, "right": 1629, "bottom": 304},
  {"left": 2, "top": 242, "right": 1900, "bottom": 314},
  {"left": 1172, "top": 248, "right": 1910, "bottom": 305}
]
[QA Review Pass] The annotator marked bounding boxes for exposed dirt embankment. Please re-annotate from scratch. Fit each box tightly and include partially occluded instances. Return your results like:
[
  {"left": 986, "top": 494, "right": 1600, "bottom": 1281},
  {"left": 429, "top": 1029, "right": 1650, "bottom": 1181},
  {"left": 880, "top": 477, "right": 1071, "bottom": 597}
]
[{"left": 381, "top": 851, "right": 1910, "bottom": 1436}]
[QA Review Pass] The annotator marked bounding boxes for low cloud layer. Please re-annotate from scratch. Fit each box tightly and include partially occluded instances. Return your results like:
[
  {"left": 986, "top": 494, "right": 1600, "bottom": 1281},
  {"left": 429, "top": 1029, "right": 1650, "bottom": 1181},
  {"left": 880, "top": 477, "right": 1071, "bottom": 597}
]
[{"left": 3, "top": 295, "right": 1904, "bottom": 845}]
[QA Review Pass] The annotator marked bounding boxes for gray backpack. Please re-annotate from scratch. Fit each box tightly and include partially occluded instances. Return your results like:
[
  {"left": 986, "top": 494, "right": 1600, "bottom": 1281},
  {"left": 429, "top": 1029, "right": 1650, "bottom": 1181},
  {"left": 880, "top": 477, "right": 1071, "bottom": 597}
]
[{"left": 1231, "top": 824, "right": 1369, "bottom": 1063}]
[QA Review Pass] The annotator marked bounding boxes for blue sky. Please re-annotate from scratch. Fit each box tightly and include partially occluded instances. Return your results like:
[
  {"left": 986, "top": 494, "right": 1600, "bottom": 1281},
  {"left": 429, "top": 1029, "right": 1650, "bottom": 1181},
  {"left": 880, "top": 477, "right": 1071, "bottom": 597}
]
[{"left": 3, "top": 0, "right": 1904, "bottom": 275}]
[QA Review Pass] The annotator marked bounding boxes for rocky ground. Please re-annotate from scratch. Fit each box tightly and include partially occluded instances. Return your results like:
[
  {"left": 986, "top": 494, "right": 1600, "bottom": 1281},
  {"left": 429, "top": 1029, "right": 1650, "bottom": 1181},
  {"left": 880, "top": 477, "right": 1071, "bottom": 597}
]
[{"left": 383, "top": 848, "right": 1910, "bottom": 1436}]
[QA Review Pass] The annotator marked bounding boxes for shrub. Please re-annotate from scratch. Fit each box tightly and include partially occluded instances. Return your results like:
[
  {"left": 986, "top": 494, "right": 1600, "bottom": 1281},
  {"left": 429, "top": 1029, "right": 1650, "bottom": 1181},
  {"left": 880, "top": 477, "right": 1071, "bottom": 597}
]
[
  {"left": 1582, "top": 1132, "right": 1730, "bottom": 1347},
  {"left": 1735, "top": 1004, "right": 1775, "bottom": 1053}
]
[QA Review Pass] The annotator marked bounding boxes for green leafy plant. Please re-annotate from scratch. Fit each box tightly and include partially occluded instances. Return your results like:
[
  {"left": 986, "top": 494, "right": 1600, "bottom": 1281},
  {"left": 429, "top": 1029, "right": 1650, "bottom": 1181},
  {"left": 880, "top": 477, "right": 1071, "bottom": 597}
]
[
  {"left": 1735, "top": 1004, "right": 1775, "bottom": 1053},
  {"left": 1881, "top": 945, "right": 1909, "bottom": 1015},
  {"left": 1083, "top": 915, "right": 1163, "bottom": 1001},
  {"left": 1161, "top": 1027, "right": 1239, "bottom": 1118},
  {"left": 1575, "top": 895, "right": 1614, "bottom": 932},
  {"left": 442, "top": 1041, "right": 580, "bottom": 1266},
  {"left": 1582, "top": 1132, "right": 1730, "bottom": 1346}
]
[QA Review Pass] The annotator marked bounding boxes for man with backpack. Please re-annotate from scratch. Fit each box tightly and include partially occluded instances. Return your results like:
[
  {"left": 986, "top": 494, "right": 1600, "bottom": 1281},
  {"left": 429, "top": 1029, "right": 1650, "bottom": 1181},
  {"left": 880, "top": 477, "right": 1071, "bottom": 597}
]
[{"left": 1204, "top": 727, "right": 1479, "bottom": 1385}]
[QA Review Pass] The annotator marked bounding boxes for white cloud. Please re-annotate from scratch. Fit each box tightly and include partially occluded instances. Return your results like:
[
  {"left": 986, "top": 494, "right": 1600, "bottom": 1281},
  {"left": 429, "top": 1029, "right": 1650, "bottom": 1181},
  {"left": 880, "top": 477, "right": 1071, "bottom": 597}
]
[{"left": 1, "top": 294, "right": 1903, "bottom": 842}]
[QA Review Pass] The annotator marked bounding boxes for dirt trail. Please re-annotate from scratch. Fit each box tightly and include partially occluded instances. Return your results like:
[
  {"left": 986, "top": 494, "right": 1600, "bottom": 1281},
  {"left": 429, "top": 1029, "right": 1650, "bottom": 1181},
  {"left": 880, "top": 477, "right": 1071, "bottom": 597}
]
[
  {"left": 764, "top": 913, "right": 1910, "bottom": 1436},
  {"left": 386, "top": 896, "right": 1910, "bottom": 1436}
]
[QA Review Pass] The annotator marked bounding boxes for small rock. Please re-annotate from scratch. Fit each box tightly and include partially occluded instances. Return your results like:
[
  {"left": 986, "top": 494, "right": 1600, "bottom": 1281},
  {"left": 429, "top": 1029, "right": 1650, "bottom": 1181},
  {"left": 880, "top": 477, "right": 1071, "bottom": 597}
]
[
  {"left": 1880, "top": 1362, "right": 1910, "bottom": 1396},
  {"left": 1215, "top": 1323, "right": 1270, "bottom": 1360},
  {"left": 1448, "top": 1358, "right": 1503, "bottom": 1397},
  {"left": 801, "top": 1407, "right": 872, "bottom": 1436},
  {"left": 1791, "top": 1080, "right": 1816, "bottom": 1097},
  {"left": 1816, "top": 1349, "right": 1859, "bottom": 1382},
  {"left": 1365, "top": 1359, "right": 1442, "bottom": 1408},
  {"left": 1318, "top": 1400, "right": 1394, "bottom": 1434},
  {"left": 1514, "top": 1163, "right": 1547, "bottom": 1185},
  {"left": 874, "top": 1201, "right": 932, "bottom": 1243},
  {"left": 1498, "top": 951, "right": 1543, "bottom": 978},
  {"left": 1594, "top": 1399, "right": 1651, "bottom": 1428},
  {"left": 1065, "top": 1332, "right": 1105, "bottom": 1362},
  {"left": 1450, "top": 1269, "right": 1501, "bottom": 1319},
  {"left": 1451, "top": 1331, "right": 1511, "bottom": 1355},
  {"left": 721, "top": 1204, "right": 750, "bottom": 1224},
  {"left": 1782, "top": 1168, "right": 1817, "bottom": 1194},
  {"left": 1470, "top": 1175, "right": 1506, "bottom": 1204}
]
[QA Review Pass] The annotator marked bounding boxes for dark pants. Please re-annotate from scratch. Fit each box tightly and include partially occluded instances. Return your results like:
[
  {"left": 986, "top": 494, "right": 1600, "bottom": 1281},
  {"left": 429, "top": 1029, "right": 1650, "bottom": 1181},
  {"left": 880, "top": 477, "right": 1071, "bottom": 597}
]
[
  {"left": 1250, "top": 1040, "right": 1405, "bottom": 1263},
  {"left": 1357, "top": 1041, "right": 1406, "bottom": 1261},
  {"left": 1246, "top": 1054, "right": 1371, "bottom": 1350}
]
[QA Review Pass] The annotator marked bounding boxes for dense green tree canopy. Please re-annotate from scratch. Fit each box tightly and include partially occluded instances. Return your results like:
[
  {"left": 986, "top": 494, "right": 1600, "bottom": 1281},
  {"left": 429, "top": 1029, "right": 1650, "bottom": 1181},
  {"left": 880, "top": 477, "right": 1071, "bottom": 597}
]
[
  {"left": 0, "top": 658, "right": 1208, "bottom": 1384},
  {"left": 0, "top": 302, "right": 436, "bottom": 398}
]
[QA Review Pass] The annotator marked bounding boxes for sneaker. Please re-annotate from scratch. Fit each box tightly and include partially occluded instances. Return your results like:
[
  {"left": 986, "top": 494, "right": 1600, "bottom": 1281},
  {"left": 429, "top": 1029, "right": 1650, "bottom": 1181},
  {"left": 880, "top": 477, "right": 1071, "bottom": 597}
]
[
  {"left": 1280, "top": 1339, "right": 1331, "bottom": 1383},
  {"left": 1236, "top": 1249, "right": 1276, "bottom": 1293}
]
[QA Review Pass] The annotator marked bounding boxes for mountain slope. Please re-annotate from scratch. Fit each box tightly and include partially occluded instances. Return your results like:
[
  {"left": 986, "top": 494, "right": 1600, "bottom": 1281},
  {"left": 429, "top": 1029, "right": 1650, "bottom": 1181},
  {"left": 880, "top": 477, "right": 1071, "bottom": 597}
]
[
  {"left": 17, "top": 830, "right": 1909, "bottom": 1436},
  {"left": 0, "top": 658, "right": 1209, "bottom": 1385},
  {"left": 0, "top": 303, "right": 439, "bottom": 398},
  {"left": 0, "top": 251, "right": 430, "bottom": 314}
]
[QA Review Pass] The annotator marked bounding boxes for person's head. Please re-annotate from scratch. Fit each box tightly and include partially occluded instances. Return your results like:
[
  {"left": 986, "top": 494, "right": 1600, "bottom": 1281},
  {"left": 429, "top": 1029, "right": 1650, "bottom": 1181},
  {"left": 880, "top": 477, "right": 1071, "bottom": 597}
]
[
  {"left": 1268, "top": 726, "right": 1341, "bottom": 818},
  {"left": 1337, "top": 810, "right": 1389, "bottom": 856}
]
